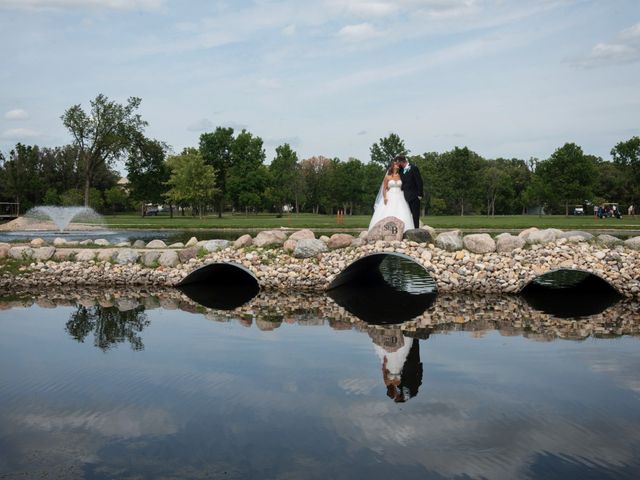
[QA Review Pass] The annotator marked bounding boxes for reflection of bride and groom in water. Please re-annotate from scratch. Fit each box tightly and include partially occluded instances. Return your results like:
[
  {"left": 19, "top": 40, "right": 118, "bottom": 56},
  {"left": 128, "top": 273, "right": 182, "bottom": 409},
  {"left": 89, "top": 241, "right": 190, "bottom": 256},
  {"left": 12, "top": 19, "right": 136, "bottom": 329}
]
[{"left": 369, "top": 327, "right": 423, "bottom": 403}]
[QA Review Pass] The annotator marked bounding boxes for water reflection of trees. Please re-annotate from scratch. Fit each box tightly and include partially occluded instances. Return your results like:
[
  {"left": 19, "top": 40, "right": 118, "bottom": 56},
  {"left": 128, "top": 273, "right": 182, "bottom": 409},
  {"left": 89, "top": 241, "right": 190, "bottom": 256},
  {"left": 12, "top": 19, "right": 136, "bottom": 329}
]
[{"left": 65, "top": 305, "right": 150, "bottom": 351}]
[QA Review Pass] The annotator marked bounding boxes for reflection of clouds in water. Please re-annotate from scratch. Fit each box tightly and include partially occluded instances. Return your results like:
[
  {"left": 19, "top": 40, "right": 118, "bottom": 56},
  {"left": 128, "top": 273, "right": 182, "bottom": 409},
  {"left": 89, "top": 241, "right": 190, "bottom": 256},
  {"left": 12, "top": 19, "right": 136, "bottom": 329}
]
[
  {"left": 14, "top": 407, "right": 177, "bottom": 438},
  {"left": 338, "top": 378, "right": 378, "bottom": 395},
  {"left": 331, "top": 396, "right": 639, "bottom": 479},
  {"left": 589, "top": 356, "right": 640, "bottom": 393}
]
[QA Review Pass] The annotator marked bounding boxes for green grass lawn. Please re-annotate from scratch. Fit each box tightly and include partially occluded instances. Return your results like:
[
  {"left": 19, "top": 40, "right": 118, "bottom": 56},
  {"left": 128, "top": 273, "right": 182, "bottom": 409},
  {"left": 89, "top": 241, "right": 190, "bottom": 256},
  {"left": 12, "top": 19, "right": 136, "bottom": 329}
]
[{"left": 102, "top": 212, "right": 640, "bottom": 231}]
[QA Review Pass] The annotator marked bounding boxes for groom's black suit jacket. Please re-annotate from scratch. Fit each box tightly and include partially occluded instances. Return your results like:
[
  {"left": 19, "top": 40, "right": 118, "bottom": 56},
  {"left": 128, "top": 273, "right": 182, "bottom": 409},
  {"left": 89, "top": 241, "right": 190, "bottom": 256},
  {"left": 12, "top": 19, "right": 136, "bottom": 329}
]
[{"left": 400, "top": 163, "right": 424, "bottom": 203}]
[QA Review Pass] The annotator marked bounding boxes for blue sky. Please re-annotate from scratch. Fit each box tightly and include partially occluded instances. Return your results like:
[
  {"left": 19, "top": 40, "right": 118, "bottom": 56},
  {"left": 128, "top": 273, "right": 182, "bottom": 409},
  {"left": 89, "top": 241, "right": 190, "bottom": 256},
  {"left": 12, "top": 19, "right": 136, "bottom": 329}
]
[{"left": 0, "top": 0, "right": 638, "bottom": 165}]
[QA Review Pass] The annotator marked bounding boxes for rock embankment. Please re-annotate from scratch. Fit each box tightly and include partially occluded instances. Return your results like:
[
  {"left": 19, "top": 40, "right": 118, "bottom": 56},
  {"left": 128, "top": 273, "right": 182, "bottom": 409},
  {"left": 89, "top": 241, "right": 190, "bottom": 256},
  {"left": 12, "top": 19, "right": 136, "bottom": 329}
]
[{"left": 1, "top": 225, "right": 639, "bottom": 298}]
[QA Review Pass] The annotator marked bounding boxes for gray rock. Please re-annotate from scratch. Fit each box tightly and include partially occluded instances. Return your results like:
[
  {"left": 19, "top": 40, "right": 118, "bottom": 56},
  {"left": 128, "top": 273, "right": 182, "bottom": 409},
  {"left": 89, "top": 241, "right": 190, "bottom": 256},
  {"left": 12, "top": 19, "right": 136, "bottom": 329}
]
[
  {"left": 54, "top": 249, "right": 76, "bottom": 261},
  {"left": 185, "top": 236, "right": 198, "bottom": 247},
  {"left": 178, "top": 247, "right": 198, "bottom": 262},
  {"left": 367, "top": 216, "right": 405, "bottom": 242},
  {"left": 203, "top": 240, "right": 230, "bottom": 252},
  {"left": 146, "top": 239, "right": 167, "bottom": 249},
  {"left": 94, "top": 239, "right": 110, "bottom": 246},
  {"left": 559, "top": 230, "right": 593, "bottom": 241},
  {"left": 435, "top": 230, "right": 463, "bottom": 251},
  {"left": 404, "top": 228, "right": 433, "bottom": 243},
  {"left": 527, "top": 228, "right": 561, "bottom": 244},
  {"left": 271, "top": 230, "right": 289, "bottom": 242},
  {"left": 319, "top": 235, "right": 330, "bottom": 243},
  {"left": 75, "top": 249, "right": 97, "bottom": 262},
  {"left": 351, "top": 238, "right": 365, "bottom": 248},
  {"left": 496, "top": 234, "right": 525, "bottom": 253},
  {"left": 168, "top": 242, "right": 184, "bottom": 248},
  {"left": 463, "top": 233, "right": 496, "bottom": 254},
  {"left": 159, "top": 250, "right": 180, "bottom": 267},
  {"left": 234, "top": 234, "right": 253, "bottom": 248},
  {"left": 358, "top": 230, "right": 368, "bottom": 239},
  {"left": 53, "top": 237, "right": 67, "bottom": 247},
  {"left": 289, "top": 229, "right": 315, "bottom": 241},
  {"left": 254, "top": 231, "right": 286, "bottom": 248},
  {"left": 115, "top": 249, "right": 139, "bottom": 264},
  {"left": 293, "top": 239, "right": 328, "bottom": 258},
  {"left": 32, "top": 246, "right": 56, "bottom": 261},
  {"left": 597, "top": 234, "right": 623, "bottom": 247},
  {"left": 327, "top": 233, "right": 354, "bottom": 249},
  {"left": 624, "top": 236, "right": 640, "bottom": 250},
  {"left": 96, "top": 249, "right": 116, "bottom": 262},
  {"left": 133, "top": 239, "right": 146, "bottom": 248},
  {"left": 518, "top": 227, "right": 539, "bottom": 241},
  {"left": 79, "top": 239, "right": 94, "bottom": 246},
  {"left": 143, "top": 251, "right": 161, "bottom": 267},
  {"left": 421, "top": 225, "right": 437, "bottom": 241},
  {"left": 116, "top": 241, "right": 132, "bottom": 247},
  {"left": 8, "top": 246, "right": 33, "bottom": 260}
]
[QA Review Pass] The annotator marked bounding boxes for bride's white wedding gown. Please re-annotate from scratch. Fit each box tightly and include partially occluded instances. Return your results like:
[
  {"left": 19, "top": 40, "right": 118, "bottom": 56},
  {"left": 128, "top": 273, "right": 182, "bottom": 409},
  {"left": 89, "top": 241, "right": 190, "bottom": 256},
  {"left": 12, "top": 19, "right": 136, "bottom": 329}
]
[{"left": 368, "top": 179, "right": 414, "bottom": 232}]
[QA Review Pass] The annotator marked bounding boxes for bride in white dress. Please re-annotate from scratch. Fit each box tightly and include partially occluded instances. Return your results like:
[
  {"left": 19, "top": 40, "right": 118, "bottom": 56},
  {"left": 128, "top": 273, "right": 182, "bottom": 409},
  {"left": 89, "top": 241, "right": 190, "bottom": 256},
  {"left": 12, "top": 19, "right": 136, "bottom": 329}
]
[{"left": 368, "top": 161, "right": 414, "bottom": 232}]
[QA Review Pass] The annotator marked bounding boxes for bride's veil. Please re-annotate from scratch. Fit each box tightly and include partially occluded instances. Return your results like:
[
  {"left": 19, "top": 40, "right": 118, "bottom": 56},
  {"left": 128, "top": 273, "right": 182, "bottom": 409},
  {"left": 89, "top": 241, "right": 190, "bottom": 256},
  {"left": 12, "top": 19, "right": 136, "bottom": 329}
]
[{"left": 373, "top": 175, "right": 386, "bottom": 212}]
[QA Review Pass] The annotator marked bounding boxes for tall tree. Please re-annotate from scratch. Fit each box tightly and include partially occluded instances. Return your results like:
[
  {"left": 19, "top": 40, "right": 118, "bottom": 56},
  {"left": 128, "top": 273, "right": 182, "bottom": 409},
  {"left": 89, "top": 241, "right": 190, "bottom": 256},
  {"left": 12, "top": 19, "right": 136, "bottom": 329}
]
[
  {"left": 61, "top": 94, "right": 148, "bottom": 206},
  {"left": 0, "top": 143, "right": 45, "bottom": 211},
  {"left": 199, "top": 127, "right": 235, "bottom": 217},
  {"left": 538, "top": 143, "right": 596, "bottom": 216},
  {"left": 126, "top": 137, "right": 170, "bottom": 216},
  {"left": 370, "top": 133, "right": 408, "bottom": 168},
  {"left": 439, "top": 147, "right": 482, "bottom": 216},
  {"left": 226, "top": 130, "right": 267, "bottom": 213},
  {"left": 611, "top": 136, "right": 640, "bottom": 203},
  {"left": 268, "top": 143, "right": 299, "bottom": 212},
  {"left": 165, "top": 148, "right": 218, "bottom": 219}
]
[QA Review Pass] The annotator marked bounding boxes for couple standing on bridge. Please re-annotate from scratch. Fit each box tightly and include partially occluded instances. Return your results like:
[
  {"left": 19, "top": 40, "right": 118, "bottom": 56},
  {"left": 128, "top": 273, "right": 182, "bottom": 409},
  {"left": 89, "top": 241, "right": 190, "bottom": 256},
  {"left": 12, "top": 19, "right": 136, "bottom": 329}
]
[{"left": 368, "top": 155, "right": 424, "bottom": 233}]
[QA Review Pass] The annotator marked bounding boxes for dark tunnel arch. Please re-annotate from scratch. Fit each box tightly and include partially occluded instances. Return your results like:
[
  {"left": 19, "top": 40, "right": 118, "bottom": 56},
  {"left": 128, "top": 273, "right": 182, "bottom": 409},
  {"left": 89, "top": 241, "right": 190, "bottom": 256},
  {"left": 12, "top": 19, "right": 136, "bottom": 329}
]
[
  {"left": 520, "top": 268, "right": 622, "bottom": 318},
  {"left": 327, "top": 253, "right": 437, "bottom": 325},
  {"left": 176, "top": 262, "right": 260, "bottom": 310}
]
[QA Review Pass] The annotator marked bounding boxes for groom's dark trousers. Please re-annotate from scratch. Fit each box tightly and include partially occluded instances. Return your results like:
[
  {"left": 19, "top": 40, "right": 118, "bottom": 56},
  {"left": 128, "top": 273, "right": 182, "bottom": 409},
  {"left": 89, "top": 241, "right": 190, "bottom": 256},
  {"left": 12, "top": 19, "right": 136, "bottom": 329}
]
[{"left": 400, "top": 163, "right": 424, "bottom": 229}]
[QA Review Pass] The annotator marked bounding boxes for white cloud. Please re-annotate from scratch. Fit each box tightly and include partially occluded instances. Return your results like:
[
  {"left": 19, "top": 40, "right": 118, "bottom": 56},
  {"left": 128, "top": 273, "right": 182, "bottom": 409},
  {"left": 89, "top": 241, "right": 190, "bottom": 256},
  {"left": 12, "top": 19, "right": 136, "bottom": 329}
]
[
  {"left": 1, "top": 128, "right": 42, "bottom": 140},
  {"left": 281, "top": 24, "right": 296, "bottom": 36},
  {"left": 0, "top": 0, "right": 165, "bottom": 11},
  {"left": 257, "top": 77, "right": 282, "bottom": 89},
  {"left": 577, "top": 22, "right": 640, "bottom": 67},
  {"left": 338, "top": 23, "right": 379, "bottom": 41},
  {"left": 186, "top": 118, "right": 213, "bottom": 133},
  {"left": 4, "top": 109, "right": 29, "bottom": 120}
]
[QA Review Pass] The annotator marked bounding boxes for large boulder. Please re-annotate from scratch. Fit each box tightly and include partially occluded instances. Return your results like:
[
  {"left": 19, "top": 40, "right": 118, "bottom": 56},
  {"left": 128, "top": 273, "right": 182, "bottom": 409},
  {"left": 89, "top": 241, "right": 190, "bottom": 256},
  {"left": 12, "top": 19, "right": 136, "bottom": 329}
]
[
  {"left": 421, "top": 225, "right": 437, "bottom": 241},
  {"left": 30, "top": 238, "right": 45, "bottom": 247},
  {"left": 518, "top": 227, "right": 539, "bottom": 242},
  {"left": 367, "top": 216, "right": 405, "bottom": 242},
  {"left": 435, "top": 230, "right": 463, "bottom": 252},
  {"left": 185, "top": 236, "right": 198, "bottom": 247},
  {"left": 133, "top": 239, "right": 146, "bottom": 249},
  {"left": 115, "top": 249, "right": 140, "bottom": 264},
  {"left": 597, "top": 234, "right": 623, "bottom": 247},
  {"left": 254, "top": 230, "right": 286, "bottom": 248},
  {"left": 75, "top": 249, "right": 97, "bottom": 262},
  {"left": 8, "top": 246, "right": 33, "bottom": 260},
  {"left": 404, "top": 228, "right": 433, "bottom": 243},
  {"left": 96, "top": 249, "right": 116, "bottom": 262},
  {"left": 234, "top": 234, "right": 253, "bottom": 249},
  {"left": 289, "top": 229, "right": 315, "bottom": 241},
  {"left": 178, "top": 247, "right": 198, "bottom": 262},
  {"left": 283, "top": 239, "right": 297, "bottom": 252},
  {"left": 496, "top": 234, "right": 525, "bottom": 253},
  {"left": 146, "top": 239, "right": 167, "bottom": 249},
  {"left": 463, "top": 233, "right": 496, "bottom": 254},
  {"left": 143, "top": 251, "right": 161, "bottom": 267},
  {"left": 115, "top": 241, "right": 132, "bottom": 247},
  {"left": 527, "top": 228, "right": 562, "bottom": 245},
  {"left": 32, "top": 246, "right": 56, "bottom": 261},
  {"left": 293, "top": 239, "right": 328, "bottom": 258},
  {"left": 158, "top": 250, "right": 180, "bottom": 267},
  {"left": 0, "top": 246, "right": 8, "bottom": 259},
  {"left": 94, "top": 239, "right": 110, "bottom": 246},
  {"left": 559, "top": 230, "right": 593, "bottom": 241},
  {"left": 624, "top": 236, "right": 640, "bottom": 250},
  {"left": 327, "top": 233, "right": 354, "bottom": 249},
  {"left": 53, "top": 237, "right": 67, "bottom": 247},
  {"left": 203, "top": 240, "right": 230, "bottom": 252}
]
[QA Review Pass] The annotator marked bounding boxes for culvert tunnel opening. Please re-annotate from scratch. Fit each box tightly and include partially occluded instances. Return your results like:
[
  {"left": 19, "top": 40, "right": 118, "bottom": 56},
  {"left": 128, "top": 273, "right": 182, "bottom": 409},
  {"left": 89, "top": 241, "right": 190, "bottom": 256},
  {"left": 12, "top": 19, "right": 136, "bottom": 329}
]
[
  {"left": 176, "top": 263, "right": 260, "bottom": 310},
  {"left": 520, "top": 269, "right": 622, "bottom": 318},
  {"left": 327, "top": 253, "right": 437, "bottom": 325}
]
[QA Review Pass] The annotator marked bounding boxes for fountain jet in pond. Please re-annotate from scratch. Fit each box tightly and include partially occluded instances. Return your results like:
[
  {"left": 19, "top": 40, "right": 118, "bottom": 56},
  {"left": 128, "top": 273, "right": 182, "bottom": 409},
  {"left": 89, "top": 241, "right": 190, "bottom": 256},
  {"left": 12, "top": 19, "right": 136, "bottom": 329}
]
[
  {"left": 327, "top": 253, "right": 437, "bottom": 325},
  {"left": 25, "top": 206, "right": 104, "bottom": 232}
]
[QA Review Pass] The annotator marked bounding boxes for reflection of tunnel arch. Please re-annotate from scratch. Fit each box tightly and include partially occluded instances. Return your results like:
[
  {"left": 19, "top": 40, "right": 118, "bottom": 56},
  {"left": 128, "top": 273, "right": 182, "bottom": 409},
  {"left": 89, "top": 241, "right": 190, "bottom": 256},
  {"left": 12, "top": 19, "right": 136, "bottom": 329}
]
[
  {"left": 520, "top": 268, "right": 622, "bottom": 318},
  {"left": 176, "top": 263, "right": 260, "bottom": 310},
  {"left": 327, "top": 253, "right": 437, "bottom": 324}
]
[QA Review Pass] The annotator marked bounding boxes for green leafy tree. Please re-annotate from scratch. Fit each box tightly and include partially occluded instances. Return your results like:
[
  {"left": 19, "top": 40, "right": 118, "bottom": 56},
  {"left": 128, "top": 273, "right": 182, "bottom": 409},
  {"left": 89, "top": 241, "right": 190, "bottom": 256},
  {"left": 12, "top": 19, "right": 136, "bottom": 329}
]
[
  {"left": 538, "top": 143, "right": 596, "bottom": 216},
  {"left": 370, "top": 133, "right": 408, "bottom": 168},
  {"left": 439, "top": 147, "right": 482, "bottom": 216},
  {"left": 0, "top": 143, "right": 44, "bottom": 210},
  {"left": 300, "top": 156, "right": 334, "bottom": 214},
  {"left": 126, "top": 137, "right": 169, "bottom": 216},
  {"left": 480, "top": 162, "right": 512, "bottom": 216},
  {"left": 611, "top": 136, "right": 640, "bottom": 202},
  {"left": 165, "top": 148, "right": 219, "bottom": 219},
  {"left": 268, "top": 143, "right": 299, "bottom": 212},
  {"left": 226, "top": 130, "right": 267, "bottom": 213},
  {"left": 61, "top": 94, "right": 148, "bottom": 206},
  {"left": 199, "top": 127, "right": 234, "bottom": 217}
]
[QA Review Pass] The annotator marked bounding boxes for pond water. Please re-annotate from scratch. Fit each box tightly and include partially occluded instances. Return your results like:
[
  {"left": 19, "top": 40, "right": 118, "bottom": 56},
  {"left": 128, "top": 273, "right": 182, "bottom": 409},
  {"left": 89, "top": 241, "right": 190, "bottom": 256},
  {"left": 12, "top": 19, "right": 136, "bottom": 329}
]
[{"left": 1, "top": 288, "right": 639, "bottom": 479}]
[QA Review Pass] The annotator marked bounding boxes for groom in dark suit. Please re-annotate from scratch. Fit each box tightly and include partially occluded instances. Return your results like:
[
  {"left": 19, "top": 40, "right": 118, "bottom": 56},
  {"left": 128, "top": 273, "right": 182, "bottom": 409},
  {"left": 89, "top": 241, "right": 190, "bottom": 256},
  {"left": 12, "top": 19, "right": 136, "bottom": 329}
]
[{"left": 396, "top": 155, "right": 423, "bottom": 229}]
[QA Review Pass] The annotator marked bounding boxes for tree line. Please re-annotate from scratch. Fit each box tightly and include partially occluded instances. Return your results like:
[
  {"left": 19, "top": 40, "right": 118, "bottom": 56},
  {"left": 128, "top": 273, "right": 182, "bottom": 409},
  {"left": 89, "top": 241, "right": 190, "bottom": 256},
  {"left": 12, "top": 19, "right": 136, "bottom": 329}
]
[{"left": 1, "top": 94, "right": 638, "bottom": 216}]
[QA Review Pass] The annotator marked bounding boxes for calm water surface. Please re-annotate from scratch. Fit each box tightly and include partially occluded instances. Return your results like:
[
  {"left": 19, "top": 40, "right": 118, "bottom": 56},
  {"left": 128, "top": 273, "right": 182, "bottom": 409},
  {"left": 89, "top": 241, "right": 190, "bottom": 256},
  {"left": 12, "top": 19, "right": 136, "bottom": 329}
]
[{"left": 1, "top": 293, "right": 640, "bottom": 479}]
